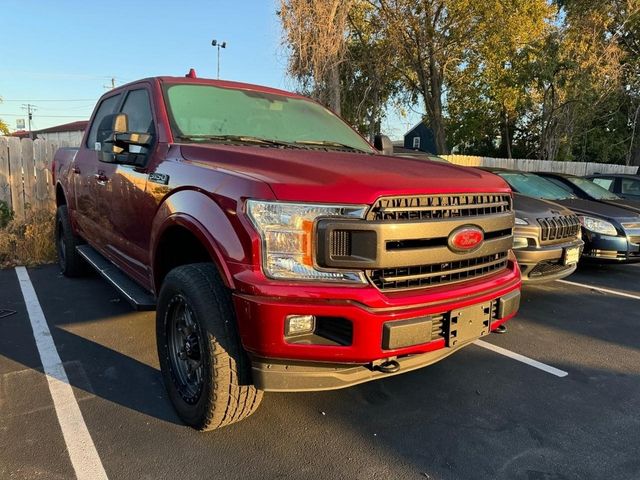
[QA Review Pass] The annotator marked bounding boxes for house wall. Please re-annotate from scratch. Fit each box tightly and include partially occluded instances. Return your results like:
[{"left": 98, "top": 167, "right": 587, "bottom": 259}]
[{"left": 403, "top": 124, "right": 436, "bottom": 154}]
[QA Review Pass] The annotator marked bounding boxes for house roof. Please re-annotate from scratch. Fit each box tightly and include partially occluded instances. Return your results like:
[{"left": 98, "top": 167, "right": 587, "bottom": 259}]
[
  {"left": 404, "top": 120, "right": 427, "bottom": 137},
  {"left": 9, "top": 130, "right": 31, "bottom": 138},
  {"left": 36, "top": 120, "right": 89, "bottom": 134}
]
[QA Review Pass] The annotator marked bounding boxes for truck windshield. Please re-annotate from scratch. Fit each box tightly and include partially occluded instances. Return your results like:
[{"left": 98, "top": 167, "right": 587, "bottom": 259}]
[
  {"left": 498, "top": 172, "right": 577, "bottom": 200},
  {"left": 568, "top": 177, "right": 621, "bottom": 200},
  {"left": 164, "top": 84, "right": 374, "bottom": 153}
]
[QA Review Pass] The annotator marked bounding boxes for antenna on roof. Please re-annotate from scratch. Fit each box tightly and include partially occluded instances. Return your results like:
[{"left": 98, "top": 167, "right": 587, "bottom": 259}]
[{"left": 185, "top": 68, "right": 197, "bottom": 79}]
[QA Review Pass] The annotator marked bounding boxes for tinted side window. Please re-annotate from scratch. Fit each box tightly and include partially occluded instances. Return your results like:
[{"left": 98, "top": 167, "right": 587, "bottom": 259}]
[
  {"left": 86, "top": 94, "right": 121, "bottom": 149},
  {"left": 621, "top": 178, "right": 640, "bottom": 195},
  {"left": 591, "top": 178, "right": 614, "bottom": 191},
  {"left": 120, "top": 89, "right": 154, "bottom": 134}
]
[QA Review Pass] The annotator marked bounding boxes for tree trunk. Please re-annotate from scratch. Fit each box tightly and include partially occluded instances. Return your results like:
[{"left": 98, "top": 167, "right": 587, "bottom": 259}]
[
  {"left": 425, "top": 60, "right": 448, "bottom": 155},
  {"left": 502, "top": 105, "right": 512, "bottom": 159},
  {"left": 329, "top": 64, "right": 341, "bottom": 115}
]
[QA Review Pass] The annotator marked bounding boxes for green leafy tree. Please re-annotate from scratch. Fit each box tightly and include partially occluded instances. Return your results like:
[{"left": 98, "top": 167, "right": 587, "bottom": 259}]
[{"left": 0, "top": 96, "right": 9, "bottom": 135}]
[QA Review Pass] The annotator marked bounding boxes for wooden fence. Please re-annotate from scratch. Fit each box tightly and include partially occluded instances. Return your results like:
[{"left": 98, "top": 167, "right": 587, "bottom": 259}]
[
  {"left": 441, "top": 154, "right": 638, "bottom": 175},
  {"left": 0, "top": 137, "right": 64, "bottom": 222},
  {"left": 1, "top": 138, "right": 638, "bottom": 223}
]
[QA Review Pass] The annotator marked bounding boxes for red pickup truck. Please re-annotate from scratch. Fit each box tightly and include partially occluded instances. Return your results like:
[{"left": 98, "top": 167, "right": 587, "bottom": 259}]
[{"left": 53, "top": 73, "right": 521, "bottom": 430}]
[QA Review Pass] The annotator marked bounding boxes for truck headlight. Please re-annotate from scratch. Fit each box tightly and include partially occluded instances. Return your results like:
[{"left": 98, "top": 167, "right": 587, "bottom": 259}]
[
  {"left": 579, "top": 216, "right": 618, "bottom": 236},
  {"left": 515, "top": 217, "right": 528, "bottom": 225},
  {"left": 246, "top": 200, "right": 368, "bottom": 283}
]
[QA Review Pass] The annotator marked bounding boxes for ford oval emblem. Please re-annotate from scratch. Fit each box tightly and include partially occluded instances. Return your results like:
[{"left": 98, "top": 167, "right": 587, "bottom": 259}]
[{"left": 448, "top": 226, "right": 484, "bottom": 253}]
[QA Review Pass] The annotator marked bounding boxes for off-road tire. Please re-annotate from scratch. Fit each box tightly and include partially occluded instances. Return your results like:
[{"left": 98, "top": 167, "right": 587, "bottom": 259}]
[
  {"left": 55, "top": 205, "right": 87, "bottom": 277},
  {"left": 157, "top": 263, "right": 263, "bottom": 431}
]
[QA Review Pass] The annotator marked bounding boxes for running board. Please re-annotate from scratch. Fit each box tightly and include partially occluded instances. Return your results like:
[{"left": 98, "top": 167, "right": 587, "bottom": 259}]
[{"left": 76, "top": 245, "right": 156, "bottom": 311}]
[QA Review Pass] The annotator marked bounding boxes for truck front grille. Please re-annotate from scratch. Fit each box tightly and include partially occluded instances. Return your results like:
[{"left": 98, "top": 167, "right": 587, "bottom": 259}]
[
  {"left": 537, "top": 215, "right": 580, "bottom": 242},
  {"left": 367, "top": 194, "right": 512, "bottom": 221},
  {"left": 369, "top": 252, "right": 508, "bottom": 291}
]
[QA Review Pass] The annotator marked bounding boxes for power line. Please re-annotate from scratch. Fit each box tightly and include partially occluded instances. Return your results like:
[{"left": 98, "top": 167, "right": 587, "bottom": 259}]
[
  {"left": 1, "top": 98, "right": 96, "bottom": 102},
  {"left": 0, "top": 113, "right": 88, "bottom": 118}
]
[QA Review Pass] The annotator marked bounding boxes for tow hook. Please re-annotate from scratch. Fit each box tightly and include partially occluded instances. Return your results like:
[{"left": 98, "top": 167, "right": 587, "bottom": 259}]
[{"left": 376, "top": 360, "right": 400, "bottom": 373}]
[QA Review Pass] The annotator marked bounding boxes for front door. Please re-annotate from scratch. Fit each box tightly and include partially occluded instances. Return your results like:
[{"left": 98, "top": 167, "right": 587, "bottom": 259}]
[{"left": 99, "top": 87, "right": 157, "bottom": 283}]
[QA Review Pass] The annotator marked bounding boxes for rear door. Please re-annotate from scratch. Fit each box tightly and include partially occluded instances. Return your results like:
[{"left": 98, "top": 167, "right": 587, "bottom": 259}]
[{"left": 72, "top": 92, "right": 122, "bottom": 248}]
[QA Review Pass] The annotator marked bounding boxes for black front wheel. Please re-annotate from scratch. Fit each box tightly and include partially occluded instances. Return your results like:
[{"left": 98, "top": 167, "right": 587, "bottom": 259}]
[{"left": 157, "top": 263, "right": 263, "bottom": 430}]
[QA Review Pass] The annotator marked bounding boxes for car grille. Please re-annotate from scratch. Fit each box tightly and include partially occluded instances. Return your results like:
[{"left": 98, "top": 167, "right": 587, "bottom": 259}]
[
  {"left": 528, "top": 261, "right": 573, "bottom": 278},
  {"left": 367, "top": 194, "right": 512, "bottom": 221},
  {"left": 369, "top": 252, "right": 509, "bottom": 291},
  {"left": 537, "top": 215, "right": 580, "bottom": 242}
]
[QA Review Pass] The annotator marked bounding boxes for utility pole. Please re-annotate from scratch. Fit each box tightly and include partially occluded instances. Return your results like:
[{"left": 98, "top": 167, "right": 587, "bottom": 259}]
[
  {"left": 211, "top": 39, "right": 227, "bottom": 79},
  {"left": 103, "top": 77, "right": 116, "bottom": 90},
  {"left": 21, "top": 104, "right": 37, "bottom": 135}
]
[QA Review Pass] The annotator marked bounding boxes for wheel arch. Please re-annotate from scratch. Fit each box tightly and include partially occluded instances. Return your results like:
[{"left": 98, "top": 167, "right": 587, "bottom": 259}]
[{"left": 150, "top": 190, "right": 248, "bottom": 294}]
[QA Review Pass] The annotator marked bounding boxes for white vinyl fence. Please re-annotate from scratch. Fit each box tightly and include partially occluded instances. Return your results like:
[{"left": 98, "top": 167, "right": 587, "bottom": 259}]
[{"left": 441, "top": 155, "right": 638, "bottom": 175}]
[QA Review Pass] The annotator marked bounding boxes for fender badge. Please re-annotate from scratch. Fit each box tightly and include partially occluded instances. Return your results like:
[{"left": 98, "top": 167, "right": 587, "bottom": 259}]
[{"left": 149, "top": 172, "right": 169, "bottom": 185}]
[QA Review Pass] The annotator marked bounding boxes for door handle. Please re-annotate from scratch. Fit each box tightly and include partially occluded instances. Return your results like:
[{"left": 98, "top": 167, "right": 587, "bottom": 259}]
[{"left": 94, "top": 173, "right": 108, "bottom": 185}]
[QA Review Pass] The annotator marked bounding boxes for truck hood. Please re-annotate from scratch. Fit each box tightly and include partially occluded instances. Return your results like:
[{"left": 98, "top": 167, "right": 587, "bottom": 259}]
[{"left": 179, "top": 144, "right": 511, "bottom": 203}]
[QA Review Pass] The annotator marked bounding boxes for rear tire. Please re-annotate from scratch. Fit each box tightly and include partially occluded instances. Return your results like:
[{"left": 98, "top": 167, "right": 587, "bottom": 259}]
[
  {"left": 157, "top": 263, "right": 263, "bottom": 430},
  {"left": 55, "top": 205, "right": 87, "bottom": 277}
]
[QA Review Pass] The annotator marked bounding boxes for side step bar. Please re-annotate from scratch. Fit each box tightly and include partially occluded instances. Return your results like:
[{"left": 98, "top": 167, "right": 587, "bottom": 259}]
[{"left": 76, "top": 245, "right": 156, "bottom": 311}]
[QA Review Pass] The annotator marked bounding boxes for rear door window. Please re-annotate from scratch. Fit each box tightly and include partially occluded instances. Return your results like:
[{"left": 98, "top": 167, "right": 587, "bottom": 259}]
[
  {"left": 86, "top": 94, "right": 122, "bottom": 149},
  {"left": 621, "top": 178, "right": 640, "bottom": 196}
]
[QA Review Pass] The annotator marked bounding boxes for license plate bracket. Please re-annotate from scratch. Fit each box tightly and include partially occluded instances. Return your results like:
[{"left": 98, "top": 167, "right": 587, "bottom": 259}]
[
  {"left": 563, "top": 246, "right": 580, "bottom": 266},
  {"left": 448, "top": 302, "right": 492, "bottom": 347}
]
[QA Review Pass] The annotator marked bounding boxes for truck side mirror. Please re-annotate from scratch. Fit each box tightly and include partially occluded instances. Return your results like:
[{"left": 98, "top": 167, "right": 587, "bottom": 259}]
[
  {"left": 374, "top": 134, "right": 394, "bottom": 156},
  {"left": 98, "top": 113, "right": 153, "bottom": 165}
]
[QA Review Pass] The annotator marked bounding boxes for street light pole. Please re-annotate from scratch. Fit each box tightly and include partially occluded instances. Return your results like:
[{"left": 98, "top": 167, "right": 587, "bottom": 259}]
[{"left": 211, "top": 39, "right": 227, "bottom": 79}]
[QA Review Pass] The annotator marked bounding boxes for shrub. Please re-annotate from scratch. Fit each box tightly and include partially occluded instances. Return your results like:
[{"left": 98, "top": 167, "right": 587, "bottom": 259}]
[
  {"left": 0, "top": 208, "right": 56, "bottom": 268},
  {"left": 0, "top": 200, "right": 13, "bottom": 229}
]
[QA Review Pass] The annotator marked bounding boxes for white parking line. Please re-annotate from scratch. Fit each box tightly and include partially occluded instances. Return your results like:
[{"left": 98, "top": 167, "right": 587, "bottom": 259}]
[
  {"left": 474, "top": 340, "right": 568, "bottom": 378},
  {"left": 556, "top": 279, "right": 640, "bottom": 301},
  {"left": 15, "top": 267, "right": 108, "bottom": 480}
]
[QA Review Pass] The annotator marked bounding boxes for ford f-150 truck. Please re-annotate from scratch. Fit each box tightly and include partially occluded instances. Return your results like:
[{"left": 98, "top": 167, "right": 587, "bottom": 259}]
[{"left": 53, "top": 72, "right": 521, "bottom": 430}]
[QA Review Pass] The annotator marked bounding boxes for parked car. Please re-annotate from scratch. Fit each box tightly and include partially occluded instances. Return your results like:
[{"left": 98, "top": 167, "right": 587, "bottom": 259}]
[
  {"left": 538, "top": 172, "right": 640, "bottom": 214},
  {"left": 482, "top": 169, "right": 640, "bottom": 263},
  {"left": 53, "top": 73, "right": 521, "bottom": 431},
  {"left": 586, "top": 173, "right": 640, "bottom": 201},
  {"left": 510, "top": 193, "right": 583, "bottom": 282}
]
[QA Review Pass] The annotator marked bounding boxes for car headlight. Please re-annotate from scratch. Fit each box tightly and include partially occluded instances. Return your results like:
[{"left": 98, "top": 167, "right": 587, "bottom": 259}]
[
  {"left": 513, "top": 236, "right": 530, "bottom": 249},
  {"left": 246, "top": 200, "right": 368, "bottom": 283},
  {"left": 515, "top": 217, "right": 528, "bottom": 225},
  {"left": 579, "top": 216, "right": 618, "bottom": 236}
]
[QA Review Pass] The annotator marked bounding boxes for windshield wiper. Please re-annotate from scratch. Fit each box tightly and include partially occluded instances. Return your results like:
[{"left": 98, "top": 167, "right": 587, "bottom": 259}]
[
  {"left": 177, "top": 134, "right": 297, "bottom": 148},
  {"left": 293, "top": 140, "right": 368, "bottom": 153}
]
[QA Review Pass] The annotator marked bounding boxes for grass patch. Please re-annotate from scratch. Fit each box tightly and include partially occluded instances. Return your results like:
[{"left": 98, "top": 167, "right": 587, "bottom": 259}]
[{"left": 0, "top": 205, "right": 56, "bottom": 268}]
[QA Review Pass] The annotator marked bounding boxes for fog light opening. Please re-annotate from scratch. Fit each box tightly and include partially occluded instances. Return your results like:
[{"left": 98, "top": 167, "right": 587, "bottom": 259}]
[{"left": 285, "top": 315, "right": 316, "bottom": 337}]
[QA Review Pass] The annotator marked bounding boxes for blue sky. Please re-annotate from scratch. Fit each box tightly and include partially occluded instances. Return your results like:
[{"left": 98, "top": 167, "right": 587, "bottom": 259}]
[{"left": 0, "top": 0, "right": 417, "bottom": 138}]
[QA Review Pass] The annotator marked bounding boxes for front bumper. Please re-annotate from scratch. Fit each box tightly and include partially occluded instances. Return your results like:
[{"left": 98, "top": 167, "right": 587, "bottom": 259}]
[
  {"left": 515, "top": 238, "right": 584, "bottom": 282},
  {"left": 232, "top": 259, "right": 521, "bottom": 391},
  {"left": 581, "top": 230, "right": 640, "bottom": 263}
]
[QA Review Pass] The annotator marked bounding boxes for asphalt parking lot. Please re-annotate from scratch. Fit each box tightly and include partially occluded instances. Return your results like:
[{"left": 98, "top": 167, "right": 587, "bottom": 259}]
[{"left": 1, "top": 263, "right": 639, "bottom": 480}]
